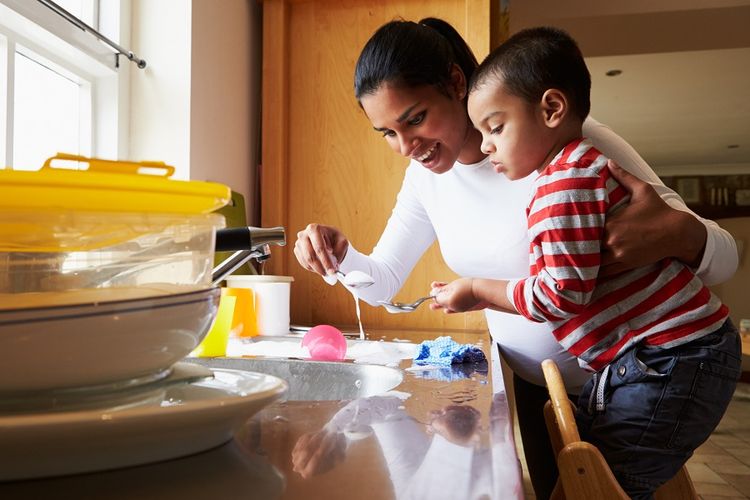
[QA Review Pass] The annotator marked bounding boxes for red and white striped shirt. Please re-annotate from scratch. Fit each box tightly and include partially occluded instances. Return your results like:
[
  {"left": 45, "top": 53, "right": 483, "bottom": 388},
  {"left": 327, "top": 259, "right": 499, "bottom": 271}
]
[{"left": 508, "top": 138, "right": 728, "bottom": 371}]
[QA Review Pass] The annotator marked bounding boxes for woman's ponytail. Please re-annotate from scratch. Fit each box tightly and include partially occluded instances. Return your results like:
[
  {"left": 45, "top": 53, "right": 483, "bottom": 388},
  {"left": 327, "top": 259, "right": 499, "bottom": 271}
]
[{"left": 418, "top": 17, "right": 478, "bottom": 84}]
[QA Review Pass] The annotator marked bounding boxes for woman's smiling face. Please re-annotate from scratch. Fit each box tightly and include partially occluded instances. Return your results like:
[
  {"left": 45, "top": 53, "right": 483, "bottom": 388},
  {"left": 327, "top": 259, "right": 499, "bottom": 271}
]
[{"left": 359, "top": 81, "right": 478, "bottom": 174}]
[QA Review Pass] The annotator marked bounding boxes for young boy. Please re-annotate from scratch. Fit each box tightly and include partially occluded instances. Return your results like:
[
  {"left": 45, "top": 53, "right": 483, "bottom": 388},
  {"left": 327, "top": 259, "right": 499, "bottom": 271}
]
[{"left": 431, "top": 26, "right": 741, "bottom": 499}]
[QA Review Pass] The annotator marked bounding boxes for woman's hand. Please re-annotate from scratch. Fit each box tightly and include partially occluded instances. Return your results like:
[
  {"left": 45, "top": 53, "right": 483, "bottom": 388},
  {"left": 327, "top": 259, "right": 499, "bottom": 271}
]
[
  {"left": 601, "top": 160, "right": 707, "bottom": 277},
  {"left": 294, "top": 223, "right": 350, "bottom": 276},
  {"left": 291, "top": 429, "right": 346, "bottom": 479}
]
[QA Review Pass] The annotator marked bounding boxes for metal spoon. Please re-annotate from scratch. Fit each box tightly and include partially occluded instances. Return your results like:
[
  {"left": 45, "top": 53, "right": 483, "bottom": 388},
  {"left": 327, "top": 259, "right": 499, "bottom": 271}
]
[
  {"left": 323, "top": 270, "right": 375, "bottom": 289},
  {"left": 378, "top": 295, "right": 435, "bottom": 314}
]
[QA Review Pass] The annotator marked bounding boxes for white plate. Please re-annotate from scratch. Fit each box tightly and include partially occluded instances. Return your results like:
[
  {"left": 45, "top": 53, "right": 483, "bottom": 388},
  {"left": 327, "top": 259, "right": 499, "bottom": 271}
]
[
  {"left": 0, "top": 362, "right": 214, "bottom": 414},
  {"left": 0, "top": 368, "right": 287, "bottom": 481}
]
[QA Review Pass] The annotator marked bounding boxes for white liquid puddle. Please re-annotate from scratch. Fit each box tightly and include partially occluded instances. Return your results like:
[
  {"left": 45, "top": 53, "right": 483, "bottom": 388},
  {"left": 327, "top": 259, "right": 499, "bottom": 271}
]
[
  {"left": 226, "top": 337, "right": 417, "bottom": 365},
  {"left": 348, "top": 340, "right": 416, "bottom": 366}
]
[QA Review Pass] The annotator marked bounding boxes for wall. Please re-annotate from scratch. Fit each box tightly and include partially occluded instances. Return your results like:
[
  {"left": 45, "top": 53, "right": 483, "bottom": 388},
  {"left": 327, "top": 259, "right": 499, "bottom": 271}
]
[
  {"left": 129, "top": 0, "right": 261, "bottom": 223},
  {"left": 509, "top": 0, "right": 750, "bottom": 56},
  {"left": 190, "top": 0, "right": 262, "bottom": 224},
  {"left": 129, "top": 0, "right": 191, "bottom": 179}
]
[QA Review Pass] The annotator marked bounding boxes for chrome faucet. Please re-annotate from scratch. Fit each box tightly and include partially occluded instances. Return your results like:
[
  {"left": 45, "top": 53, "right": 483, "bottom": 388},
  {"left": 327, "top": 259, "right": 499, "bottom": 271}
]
[{"left": 211, "top": 226, "right": 286, "bottom": 285}]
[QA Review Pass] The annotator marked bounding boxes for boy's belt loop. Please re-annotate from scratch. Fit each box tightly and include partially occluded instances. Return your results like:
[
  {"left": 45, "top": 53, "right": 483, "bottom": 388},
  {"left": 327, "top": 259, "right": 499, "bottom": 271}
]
[
  {"left": 587, "top": 371, "right": 599, "bottom": 414},
  {"left": 595, "top": 364, "right": 611, "bottom": 412}
]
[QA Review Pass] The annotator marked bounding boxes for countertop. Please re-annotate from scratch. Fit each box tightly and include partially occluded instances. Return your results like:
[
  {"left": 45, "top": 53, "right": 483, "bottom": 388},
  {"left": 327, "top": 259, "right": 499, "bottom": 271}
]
[{"left": 1, "top": 329, "right": 524, "bottom": 499}]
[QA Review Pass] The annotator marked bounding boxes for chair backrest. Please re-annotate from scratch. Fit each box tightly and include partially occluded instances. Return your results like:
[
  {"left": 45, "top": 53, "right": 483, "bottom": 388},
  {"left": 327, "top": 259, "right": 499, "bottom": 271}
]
[
  {"left": 541, "top": 359, "right": 580, "bottom": 446},
  {"left": 542, "top": 359, "right": 630, "bottom": 500},
  {"left": 541, "top": 358, "right": 698, "bottom": 500}
]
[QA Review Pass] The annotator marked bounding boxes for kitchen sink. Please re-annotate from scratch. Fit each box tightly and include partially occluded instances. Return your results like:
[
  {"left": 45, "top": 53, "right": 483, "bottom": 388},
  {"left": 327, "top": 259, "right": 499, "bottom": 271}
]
[{"left": 188, "top": 357, "right": 403, "bottom": 401}]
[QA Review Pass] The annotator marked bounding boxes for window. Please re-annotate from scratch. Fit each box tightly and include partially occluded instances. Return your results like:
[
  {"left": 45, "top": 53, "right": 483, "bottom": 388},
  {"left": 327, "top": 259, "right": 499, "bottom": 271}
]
[
  {"left": 0, "top": 0, "right": 128, "bottom": 170},
  {"left": 13, "top": 47, "right": 88, "bottom": 170},
  {"left": 54, "top": 0, "right": 91, "bottom": 21}
]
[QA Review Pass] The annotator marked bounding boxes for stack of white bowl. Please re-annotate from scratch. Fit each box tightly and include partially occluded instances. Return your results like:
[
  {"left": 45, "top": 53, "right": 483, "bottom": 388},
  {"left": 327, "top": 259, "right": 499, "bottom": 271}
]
[{"left": 0, "top": 154, "right": 230, "bottom": 406}]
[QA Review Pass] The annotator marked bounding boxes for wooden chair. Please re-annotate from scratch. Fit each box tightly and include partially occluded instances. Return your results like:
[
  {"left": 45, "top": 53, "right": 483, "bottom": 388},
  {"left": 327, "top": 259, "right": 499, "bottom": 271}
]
[{"left": 541, "top": 359, "right": 698, "bottom": 500}]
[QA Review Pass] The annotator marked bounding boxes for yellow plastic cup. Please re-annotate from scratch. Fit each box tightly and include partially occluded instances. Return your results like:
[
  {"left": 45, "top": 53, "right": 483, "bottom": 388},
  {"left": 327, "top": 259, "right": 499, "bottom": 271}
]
[
  {"left": 224, "top": 287, "right": 259, "bottom": 337},
  {"left": 191, "top": 291, "right": 236, "bottom": 357}
]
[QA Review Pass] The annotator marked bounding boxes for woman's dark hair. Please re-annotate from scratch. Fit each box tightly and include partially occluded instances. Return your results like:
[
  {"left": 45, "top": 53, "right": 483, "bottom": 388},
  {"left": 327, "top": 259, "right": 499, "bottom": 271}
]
[
  {"left": 470, "top": 26, "right": 591, "bottom": 120},
  {"left": 354, "top": 17, "right": 478, "bottom": 100}
]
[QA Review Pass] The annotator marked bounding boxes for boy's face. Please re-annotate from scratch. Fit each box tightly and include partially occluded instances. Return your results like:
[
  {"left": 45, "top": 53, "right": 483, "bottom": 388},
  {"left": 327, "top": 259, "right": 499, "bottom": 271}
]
[{"left": 468, "top": 79, "right": 557, "bottom": 180}]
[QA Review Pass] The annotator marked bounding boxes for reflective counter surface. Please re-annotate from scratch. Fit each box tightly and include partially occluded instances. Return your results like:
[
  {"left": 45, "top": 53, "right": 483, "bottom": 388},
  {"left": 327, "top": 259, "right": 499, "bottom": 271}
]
[{"left": 0, "top": 330, "right": 523, "bottom": 499}]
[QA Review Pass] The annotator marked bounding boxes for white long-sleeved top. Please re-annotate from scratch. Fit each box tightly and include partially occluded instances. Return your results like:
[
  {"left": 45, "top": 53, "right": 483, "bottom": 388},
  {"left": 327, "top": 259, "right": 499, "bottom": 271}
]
[{"left": 339, "top": 117, "right": 738, "bottom": 393}]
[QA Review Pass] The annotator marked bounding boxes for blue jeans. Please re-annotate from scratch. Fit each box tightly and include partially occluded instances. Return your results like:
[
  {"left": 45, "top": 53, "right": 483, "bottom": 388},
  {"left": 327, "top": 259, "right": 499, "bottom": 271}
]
[{"left": 576, "top": 320, "right": 741, "bottom": 500}]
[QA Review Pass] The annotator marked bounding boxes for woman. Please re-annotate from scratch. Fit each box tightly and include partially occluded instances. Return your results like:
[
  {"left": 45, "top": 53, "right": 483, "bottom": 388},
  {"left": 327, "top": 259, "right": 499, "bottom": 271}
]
[{"left": 293, "top": 18, "right": 737, "bottom": 499}]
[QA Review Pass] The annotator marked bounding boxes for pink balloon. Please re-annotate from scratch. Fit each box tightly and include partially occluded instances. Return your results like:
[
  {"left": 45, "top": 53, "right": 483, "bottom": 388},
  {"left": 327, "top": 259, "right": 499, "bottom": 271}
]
[{"left": 302, "top": 325, "right": 347, "bottom": 361}]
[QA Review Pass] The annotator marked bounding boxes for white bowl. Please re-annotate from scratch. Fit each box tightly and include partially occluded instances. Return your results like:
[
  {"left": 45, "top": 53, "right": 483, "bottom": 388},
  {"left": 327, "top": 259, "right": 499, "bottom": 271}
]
[{"left": 0, "top": 288, "right": 220, "bottom": 393}]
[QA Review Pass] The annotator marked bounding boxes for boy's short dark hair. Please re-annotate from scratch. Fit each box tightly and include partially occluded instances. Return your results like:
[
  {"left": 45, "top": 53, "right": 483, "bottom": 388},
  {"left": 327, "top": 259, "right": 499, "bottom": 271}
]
[{"left": 470, "top": 27, "right": 591, "bottom": 121}]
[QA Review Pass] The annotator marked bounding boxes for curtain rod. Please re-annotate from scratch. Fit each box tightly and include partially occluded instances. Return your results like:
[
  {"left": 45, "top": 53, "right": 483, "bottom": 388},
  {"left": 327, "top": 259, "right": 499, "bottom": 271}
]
[{"left": 37, "top": 0, "right": 146, "bottom": 69}]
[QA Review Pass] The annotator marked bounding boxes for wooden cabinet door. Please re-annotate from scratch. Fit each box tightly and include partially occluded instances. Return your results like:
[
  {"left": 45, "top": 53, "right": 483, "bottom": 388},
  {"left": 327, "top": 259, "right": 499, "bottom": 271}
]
[{"left": 261, "top": 0, "right": 499, "bottom": 331}]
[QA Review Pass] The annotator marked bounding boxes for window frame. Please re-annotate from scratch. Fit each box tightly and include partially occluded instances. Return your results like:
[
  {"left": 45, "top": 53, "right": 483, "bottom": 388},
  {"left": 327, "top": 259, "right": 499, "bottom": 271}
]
[{"left": 0, "top": 0, "right": 129, "bottom": 169}]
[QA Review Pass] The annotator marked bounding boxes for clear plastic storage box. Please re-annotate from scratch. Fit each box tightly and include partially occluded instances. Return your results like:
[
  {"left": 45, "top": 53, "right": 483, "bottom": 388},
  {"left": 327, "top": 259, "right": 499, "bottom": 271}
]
[{"left": 0, "top": 154, "right": 230, "bottom": 308}]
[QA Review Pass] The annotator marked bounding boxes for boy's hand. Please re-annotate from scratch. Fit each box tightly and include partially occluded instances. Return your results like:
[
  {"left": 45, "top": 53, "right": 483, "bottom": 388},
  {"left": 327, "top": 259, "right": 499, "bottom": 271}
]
[
  {"left": 428, "top": 405, "right": 481, "bottom": 446},
  {"left": 430, "top": 278, "right": 485, "bottom": 313}
]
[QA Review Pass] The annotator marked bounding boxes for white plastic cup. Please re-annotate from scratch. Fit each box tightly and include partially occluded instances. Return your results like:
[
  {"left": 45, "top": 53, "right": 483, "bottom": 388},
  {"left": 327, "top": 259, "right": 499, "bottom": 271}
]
[{"left": 225, "top": 275, "right": 294, "bottom": 336}]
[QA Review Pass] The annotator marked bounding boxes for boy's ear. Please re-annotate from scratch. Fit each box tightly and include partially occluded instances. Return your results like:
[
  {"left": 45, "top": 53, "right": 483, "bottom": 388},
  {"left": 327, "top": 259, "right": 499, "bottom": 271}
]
[
  {"left": 449, "top": 63, "right": 467, "bottom": 100},
  {"left": 540, "top": 89, "right": 568, "bottom": 128}
]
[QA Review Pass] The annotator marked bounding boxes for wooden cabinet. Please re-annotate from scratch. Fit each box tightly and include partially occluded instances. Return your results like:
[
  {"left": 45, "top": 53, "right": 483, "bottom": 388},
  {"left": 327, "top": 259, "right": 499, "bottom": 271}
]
[
  {"left": 661, "top": 174, "right": 750, "bottom": 220},
  {"left": 261, "top": 0, "right": 502, "bottom": 331}
]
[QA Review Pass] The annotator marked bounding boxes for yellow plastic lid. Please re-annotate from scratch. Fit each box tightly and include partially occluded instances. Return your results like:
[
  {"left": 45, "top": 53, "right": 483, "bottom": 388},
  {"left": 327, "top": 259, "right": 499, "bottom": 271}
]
[{"left": 0, "top": 153, "right": 231, "bottom": 214}]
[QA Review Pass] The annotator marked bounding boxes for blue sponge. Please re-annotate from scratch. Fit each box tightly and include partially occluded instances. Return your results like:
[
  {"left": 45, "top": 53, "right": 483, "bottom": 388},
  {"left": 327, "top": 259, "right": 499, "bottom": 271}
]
[{"left": 413, "top": 336, "right": 486, "bottom": 366}]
